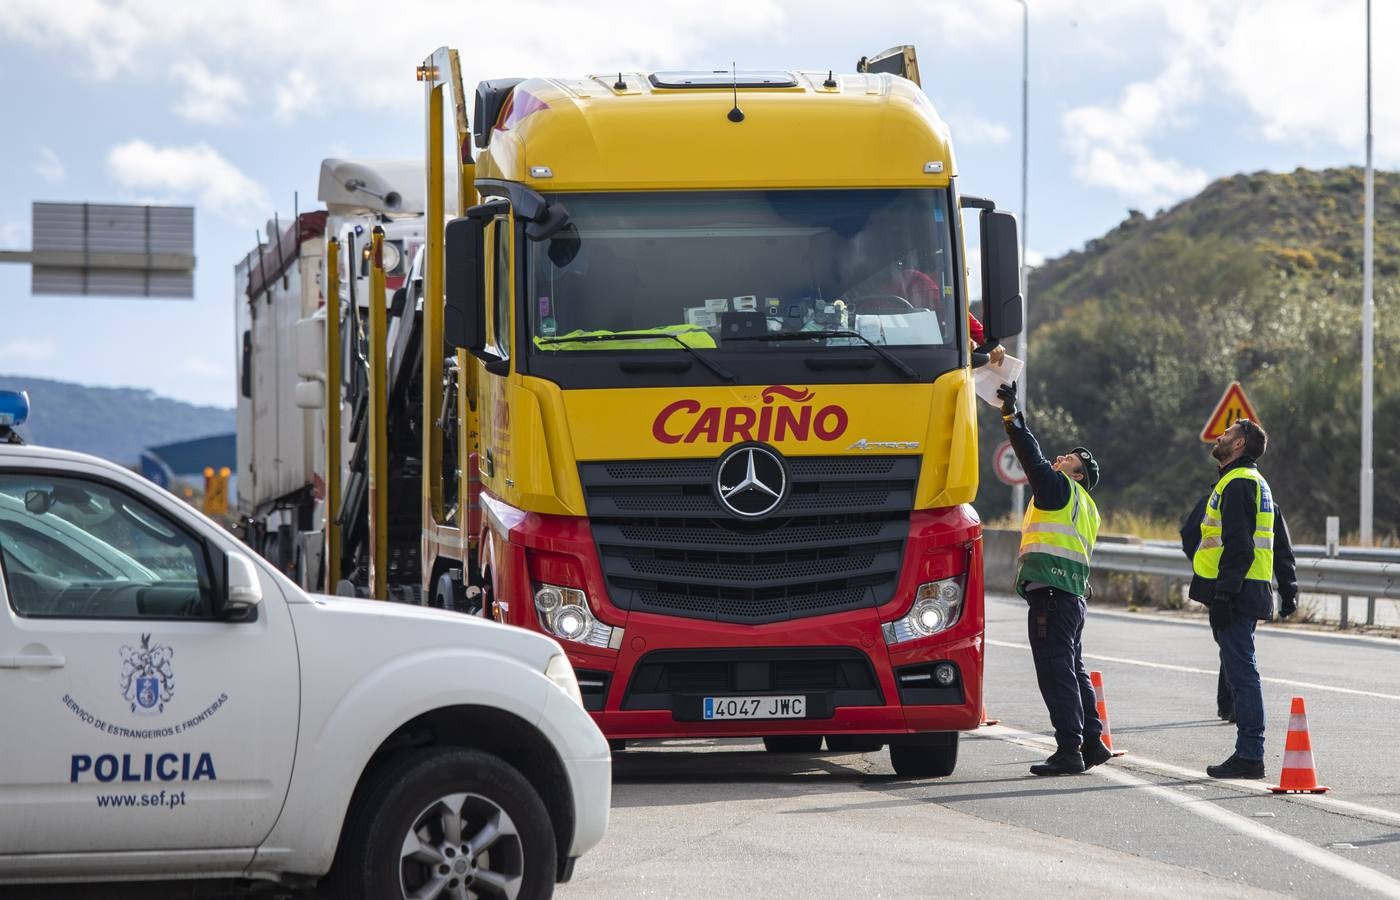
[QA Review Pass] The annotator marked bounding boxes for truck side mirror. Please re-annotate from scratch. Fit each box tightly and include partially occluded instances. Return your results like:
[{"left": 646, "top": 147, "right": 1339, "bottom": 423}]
[
  {"left": 240, "top": 331, "right": 253, "bottom": 399},
  {"left": 294, "top": 316, "right": 324, "bottom": 381},
  {"left": 979, "top": 209, "right": 1024, "bottom": 342},
  {"left": 294, "top": 380, "right": 324, "bottom": 410},
  {"left": 444, "top": 216, "right": 486, "bottom": 353}
]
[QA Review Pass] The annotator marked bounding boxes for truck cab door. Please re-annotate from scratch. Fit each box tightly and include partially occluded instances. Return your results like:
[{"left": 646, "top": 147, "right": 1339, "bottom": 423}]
[
  {"left": 0, "top": 461, "right": 299, "bottom": 874},
  {"left": 477, "top": 212, "right": 515, "bottom": 501}
]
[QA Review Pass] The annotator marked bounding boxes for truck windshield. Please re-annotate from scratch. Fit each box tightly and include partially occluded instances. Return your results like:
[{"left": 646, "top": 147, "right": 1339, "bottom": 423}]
[{"left": 527, "top": 189, "right": 959, "bottom": 354}]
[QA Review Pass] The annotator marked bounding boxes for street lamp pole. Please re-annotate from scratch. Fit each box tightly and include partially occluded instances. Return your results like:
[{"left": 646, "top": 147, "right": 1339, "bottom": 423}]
[
  {"left": 1361, "top": 0, "right": 1375, "bottom": 544},
  {"left": 1011, "top": 0, "right": 1029, "bottom": 515}
]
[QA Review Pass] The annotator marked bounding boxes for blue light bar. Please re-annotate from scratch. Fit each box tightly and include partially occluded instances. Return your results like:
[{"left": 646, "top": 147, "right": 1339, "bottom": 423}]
[{"left": 0, "top": 390, "right": 31, "bottom": 427}]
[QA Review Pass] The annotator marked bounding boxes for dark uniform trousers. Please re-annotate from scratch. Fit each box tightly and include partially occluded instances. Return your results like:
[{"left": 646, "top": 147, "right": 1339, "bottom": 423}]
[{"left": 1026, "top": 585, "right": 1104, "bottom": 751}]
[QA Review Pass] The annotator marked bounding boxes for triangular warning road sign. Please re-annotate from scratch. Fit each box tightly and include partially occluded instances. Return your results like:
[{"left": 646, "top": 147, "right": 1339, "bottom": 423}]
[{"left": 1200, "top": 381, "right": 1261, "bottom": 442}]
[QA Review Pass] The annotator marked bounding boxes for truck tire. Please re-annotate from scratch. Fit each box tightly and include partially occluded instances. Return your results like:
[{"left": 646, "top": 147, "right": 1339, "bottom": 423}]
[
  {"left": 433, "top": 572, "right": 465, "bottom": 613},
  {"left": 762, "top": 735, "right": 823, "bottom": 753},
  {"left": 327, "top": 747, "right": 557, "bottom": 900},
  {"left": 889, "top": 734, "right": 959, "bottom": 778}
]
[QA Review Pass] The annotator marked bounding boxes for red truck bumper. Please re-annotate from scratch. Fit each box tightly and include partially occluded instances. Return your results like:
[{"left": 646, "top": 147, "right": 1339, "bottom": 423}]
[
  {"left": 571, "top": 614, "right": 984, "bottom": 739},
  {"left": 480, "top": 495, "right": 984, "bottom": 740}
]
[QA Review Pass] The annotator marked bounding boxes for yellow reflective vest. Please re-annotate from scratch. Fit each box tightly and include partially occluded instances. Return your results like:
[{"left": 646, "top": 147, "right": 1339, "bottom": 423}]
[
  {"left": 1016, "top": 475, "right": 1100, "bottom": 598},
  {"left": 1192, "top": 466, "right": 1275, "bottom": 583},
  {"left": 533, "top": 324, "right": 717, "bottom": 351}
]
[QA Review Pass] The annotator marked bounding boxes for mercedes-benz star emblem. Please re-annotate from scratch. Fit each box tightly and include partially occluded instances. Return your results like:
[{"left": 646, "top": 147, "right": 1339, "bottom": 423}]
[{"left": 715, "top": 444, "right": 788, "bottom": 518}]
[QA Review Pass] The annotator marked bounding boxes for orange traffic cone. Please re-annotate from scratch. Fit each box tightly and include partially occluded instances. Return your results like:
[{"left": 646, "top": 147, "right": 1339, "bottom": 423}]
[
  {"left": 1270, "top": 696, "right": 1329, "bottom": 794},
  {"left": 1090, "top": 671, "right": 1126, "bottom": 757},
  {"left": 981, "top": 703, "right": 999, "bottom": 726}
]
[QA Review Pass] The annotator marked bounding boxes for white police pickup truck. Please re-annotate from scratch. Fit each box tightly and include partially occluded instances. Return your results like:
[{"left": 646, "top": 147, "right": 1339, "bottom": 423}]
[{"left": 0, "top": 416, "right": 610, "bottom": 898}]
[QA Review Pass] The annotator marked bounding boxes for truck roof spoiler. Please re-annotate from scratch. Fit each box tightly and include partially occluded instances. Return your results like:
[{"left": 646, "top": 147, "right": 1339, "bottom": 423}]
[
  {"left": 317, "top": 158, "right": 437, "bottom": 216},
  {"left": 857, "top": 45, "right": 920, "bottom": 87}
]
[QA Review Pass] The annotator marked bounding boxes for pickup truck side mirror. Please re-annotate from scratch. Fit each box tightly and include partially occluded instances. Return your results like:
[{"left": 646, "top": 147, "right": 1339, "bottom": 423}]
[
  {"left": 221, "top": 552, "right": 264, "bottom": 622},
  {"left": 980, "top": 209, "right": 1024, "bottom": 342}
]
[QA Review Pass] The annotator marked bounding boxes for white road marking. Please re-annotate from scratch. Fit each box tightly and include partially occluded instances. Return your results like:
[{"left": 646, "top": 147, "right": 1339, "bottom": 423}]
[
  {"left": 980, "top": 723, "right": 1400, "bottom": 830},
  {"left": 1092, "top": 765, "right": 1400, "bottom": 897},
  {"left": 1082, "top": 604, "right": 1400, "bottom": 647},
  {"left": 986, "top": 638, "right": 1400, "bottom": 702},
  {"left": 989, "top": 592, "right": 1400, "bottom": 647},
  {"left": 983, "top": 725, "right": 1400, "bottom": 898}
]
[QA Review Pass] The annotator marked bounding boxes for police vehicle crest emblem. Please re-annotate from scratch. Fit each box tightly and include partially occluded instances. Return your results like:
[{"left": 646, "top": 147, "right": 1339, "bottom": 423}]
[{"left": 120, "top": 633, "right": 174, "bottom": 715}]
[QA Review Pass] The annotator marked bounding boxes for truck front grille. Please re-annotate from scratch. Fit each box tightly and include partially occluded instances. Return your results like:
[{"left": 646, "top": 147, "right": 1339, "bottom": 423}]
[{"left": 579, "top": 455, "right": 916, "bottom": 624}]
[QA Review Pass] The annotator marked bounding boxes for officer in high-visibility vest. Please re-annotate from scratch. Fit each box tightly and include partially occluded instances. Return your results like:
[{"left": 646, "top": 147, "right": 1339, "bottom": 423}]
[
  {"left": 1184, "top": 418, "right": 1297, "bottom": 780},
  {"left": 1181, "top": 463, "right": 1298, "bottom": 726},
  {"left": 997, "top": 381, "right": 1112, "bottom": 776}
]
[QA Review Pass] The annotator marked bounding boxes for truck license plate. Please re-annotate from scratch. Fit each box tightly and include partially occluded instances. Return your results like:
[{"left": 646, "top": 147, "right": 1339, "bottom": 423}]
[{"left": 703, "top": 695, "right": 806, "bottom": 720}]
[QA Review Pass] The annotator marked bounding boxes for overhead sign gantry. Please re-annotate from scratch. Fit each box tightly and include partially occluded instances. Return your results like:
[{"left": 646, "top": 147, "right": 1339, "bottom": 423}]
[{"left": 0, "top": 202, "right": 195, "bottom": 298}]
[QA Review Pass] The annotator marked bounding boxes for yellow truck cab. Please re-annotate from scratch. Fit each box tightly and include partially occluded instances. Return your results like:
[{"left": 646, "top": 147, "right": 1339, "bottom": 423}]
[{"left": 420, "top": 51, "right": 1024, "bottom": 776}]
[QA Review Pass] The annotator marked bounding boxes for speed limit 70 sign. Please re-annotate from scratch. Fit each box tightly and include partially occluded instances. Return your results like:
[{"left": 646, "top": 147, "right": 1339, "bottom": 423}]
[{"left": 993, "top": 440, "right": 1027, "bottom": 486}]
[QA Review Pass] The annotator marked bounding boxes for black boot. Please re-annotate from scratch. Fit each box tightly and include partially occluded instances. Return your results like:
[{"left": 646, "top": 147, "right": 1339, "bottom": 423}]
[
  {"left": 1206, "top": 754, "right": 1265, "bottom": 779},
  {"left": 1081, "top": 735, "right": 1113, "bottom": 769},
  {"left": 1030, "top": 748, "right": 1085, "bottom": 776}
]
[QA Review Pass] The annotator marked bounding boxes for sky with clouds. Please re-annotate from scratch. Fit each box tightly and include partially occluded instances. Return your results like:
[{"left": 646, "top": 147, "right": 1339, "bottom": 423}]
[{"left": 0, "top": 0, "right": 1394, "bottom": 407}]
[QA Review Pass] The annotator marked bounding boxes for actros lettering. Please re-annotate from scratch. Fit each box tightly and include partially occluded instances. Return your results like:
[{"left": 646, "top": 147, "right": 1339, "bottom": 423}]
[
  {"left": 652, "top": 385, "right": 849, "bottom": 445},
  {"left": 847, "top": 438, "right": 920, "bottom": 451},
  {"left": 71, "top": 752, "right": 217, "bottom": 784}
]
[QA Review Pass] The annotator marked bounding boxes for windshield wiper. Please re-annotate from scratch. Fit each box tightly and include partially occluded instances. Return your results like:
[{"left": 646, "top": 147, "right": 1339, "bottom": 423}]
[
  {"left": 725, "top": 330, "right": 918, "bottom": 381},
  {"left": 536, "top": 331, "right": 735, "bottom": 382}
]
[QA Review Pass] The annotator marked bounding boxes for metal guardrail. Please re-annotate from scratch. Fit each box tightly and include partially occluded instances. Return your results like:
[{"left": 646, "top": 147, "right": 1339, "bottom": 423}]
[
  {"left": 1144, "top": 538, "right": 1400, "bottom": 564},
  {"left": 1095, "top": 543, "right": 1400, "bottom": 625},
  {"left": 1100, "top": 543, "right": 1400, "bottom": 599},
  {"left": 1301, "top": 545, "right": 1400, "bottom": 564}
]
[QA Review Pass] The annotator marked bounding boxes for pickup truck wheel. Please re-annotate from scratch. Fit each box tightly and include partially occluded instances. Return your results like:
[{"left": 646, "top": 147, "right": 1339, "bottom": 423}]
[{"left": 329, "top": 748, "right": 556, "bottom": 900}]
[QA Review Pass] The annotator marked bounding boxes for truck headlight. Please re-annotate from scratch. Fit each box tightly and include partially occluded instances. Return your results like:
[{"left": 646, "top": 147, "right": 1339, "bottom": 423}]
[
  {"left": 882, "top": 578, "right": 964, "bottom": 644},
  {"left": 544, "top": 654, "right": 583, "bottom": 707},
  {"left": 534, "top": 583, "right": 618, "bottom": 649}
]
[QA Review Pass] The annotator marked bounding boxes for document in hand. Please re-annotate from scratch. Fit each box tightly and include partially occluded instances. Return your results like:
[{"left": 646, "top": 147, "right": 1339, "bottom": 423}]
[{"left": 973, "top": 355, "right": 1025, "bottom": 407}]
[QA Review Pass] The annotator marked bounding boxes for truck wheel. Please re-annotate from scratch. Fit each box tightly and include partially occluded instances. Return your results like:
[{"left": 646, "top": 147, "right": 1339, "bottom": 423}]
[
  {"left": 762, "top": 735, "right": 823, "bottom": 753},
  {"left": 328, "top": 748, "right": 556, "bottom": 900},
  {"left": 433, "top": 572, "right": 465, "bottom": 613},
  {"left": 889, "top": 734, "right": 959, "bottom": 778}
]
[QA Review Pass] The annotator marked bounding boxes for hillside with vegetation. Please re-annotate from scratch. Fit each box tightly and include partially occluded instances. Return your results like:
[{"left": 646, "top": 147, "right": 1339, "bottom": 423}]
[
  {"left": 0, "top": 375, "right": 233, "bottom": 466},
  {"left": 976, "top": 166, "right": 1400, "bottom": 542}
]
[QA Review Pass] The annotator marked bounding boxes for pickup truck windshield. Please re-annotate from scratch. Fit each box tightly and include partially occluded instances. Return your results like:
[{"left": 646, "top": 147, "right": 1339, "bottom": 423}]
[{"left": 527, "top": 189, "right": 959, "bottom": 354}]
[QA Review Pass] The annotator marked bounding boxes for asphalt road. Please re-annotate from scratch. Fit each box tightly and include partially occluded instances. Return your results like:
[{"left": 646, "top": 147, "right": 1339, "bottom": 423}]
[
  {"left": 561, "top": 594, "right": 1400, "bottom": 899},
  {"left": 14, "top": 596, "right": 1399, "bottom": 898}
]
